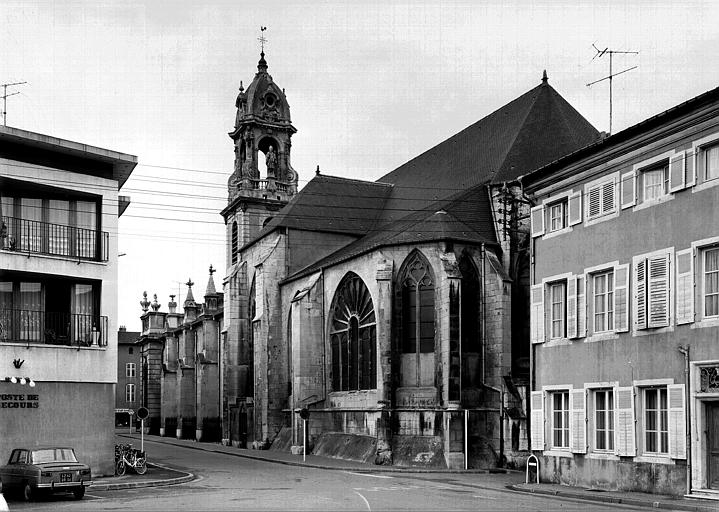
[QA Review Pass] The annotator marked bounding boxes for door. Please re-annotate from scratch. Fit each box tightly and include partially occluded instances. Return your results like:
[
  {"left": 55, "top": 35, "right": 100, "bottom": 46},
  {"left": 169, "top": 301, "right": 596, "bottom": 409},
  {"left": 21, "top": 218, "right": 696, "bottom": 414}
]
[{"left": 708, "top": 403, "right": 719, "bottom": 490}]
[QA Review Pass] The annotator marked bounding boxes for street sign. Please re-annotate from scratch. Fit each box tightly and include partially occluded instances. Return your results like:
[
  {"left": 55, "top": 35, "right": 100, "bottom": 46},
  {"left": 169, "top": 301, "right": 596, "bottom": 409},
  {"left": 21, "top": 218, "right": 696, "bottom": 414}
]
[{"left": 137, "top": 407, "right": 149, "bottom": 420}]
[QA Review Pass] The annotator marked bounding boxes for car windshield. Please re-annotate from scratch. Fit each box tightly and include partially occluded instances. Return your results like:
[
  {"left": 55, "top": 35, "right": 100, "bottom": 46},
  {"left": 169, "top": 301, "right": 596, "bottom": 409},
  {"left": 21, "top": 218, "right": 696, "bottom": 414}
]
[{"left": 31, "top": 449, "right": 78, "bottom": 464}]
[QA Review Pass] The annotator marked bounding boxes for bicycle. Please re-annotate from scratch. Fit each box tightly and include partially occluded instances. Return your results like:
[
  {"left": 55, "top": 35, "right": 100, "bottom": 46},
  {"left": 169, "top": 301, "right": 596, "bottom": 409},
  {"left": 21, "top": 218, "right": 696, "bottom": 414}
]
[{"left": 114, "top": 443, "right": 147, "bottom": 475}]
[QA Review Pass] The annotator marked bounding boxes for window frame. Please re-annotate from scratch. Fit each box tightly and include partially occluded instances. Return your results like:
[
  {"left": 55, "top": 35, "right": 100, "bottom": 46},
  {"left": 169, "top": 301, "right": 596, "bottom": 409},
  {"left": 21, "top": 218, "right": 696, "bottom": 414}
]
[
  {"left": 550, "top": 390, "right": 570, "bottom": 450},
  {"left": 583, "top": 172, "right": 619, "bottom": 224},
  {"left": 704, "top": 143, "right": 719, "bottom": 182},
  {"left": 703, "top": 245, "right": 719, "bottom": 319},
  {"left": 126, "top": 362, "right": 136, "bottom": 378},
  {"left": 548, "top": 281, "right": 566, "bottom": 340},
  {"left": 641, "top": 162, "right": 670, "bottom": 202},
  {"left": 125, "top": 383, "right": 136, "bottom": 403},
  {"left": 547, "top": 198, "right": 568, "bottom": 233},
  {"left": 592, "top": 389, "right": 615, "bottom": 452},
  {"left": 642, "top": 386, "right": 669, "bottom": 456},
  {"left": 592, "top": 270, "right": 615, "bottom": 333}
]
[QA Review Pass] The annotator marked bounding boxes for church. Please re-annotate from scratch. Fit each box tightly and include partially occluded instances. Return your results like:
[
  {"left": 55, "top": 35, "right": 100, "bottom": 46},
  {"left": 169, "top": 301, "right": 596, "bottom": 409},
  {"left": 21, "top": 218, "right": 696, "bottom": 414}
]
[{"left": 220, "top": 49, "right": 600, "bottom": 468}]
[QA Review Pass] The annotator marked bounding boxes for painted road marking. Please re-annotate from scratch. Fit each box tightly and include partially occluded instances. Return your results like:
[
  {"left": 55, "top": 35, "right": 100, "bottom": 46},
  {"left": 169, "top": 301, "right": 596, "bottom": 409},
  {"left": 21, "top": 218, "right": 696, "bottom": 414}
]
[
  {"left": 354, "top": 490, "right": 372, "bottom": 511},
  {"left": 473, "top": 494, "right": 497, "bottom": 500},
  {"left": 344, "top": 472, "right": 394, "bottom": 479},
  {"left": 353, "top": 484, "right": 421, "bottom": 492}
]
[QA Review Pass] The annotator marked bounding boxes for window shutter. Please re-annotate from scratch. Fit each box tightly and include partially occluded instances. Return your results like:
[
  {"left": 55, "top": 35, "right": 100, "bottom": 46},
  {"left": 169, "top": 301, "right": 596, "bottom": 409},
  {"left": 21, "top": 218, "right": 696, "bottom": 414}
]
[
  {"left": 669, "top": 152, "right": 686, "bottom": 193},
  {"left": 675, "top": 249, "right": 694, "bottom": 325},
  {"left": 530, "top": 390, "right": 545, "bottom": 451},
  {"left": 566, "top": 276, "right": 577, "bottom": 338},
  {"left": 634, "top": 259, "right": 647, "bottom": 330},
  {"left": 530, "top": 205, "right": 545, "bottom": 237},
  {"left": 614, "top": 263, "right": 630, "bottom": 332},
  {"left": 530, "top": 284, "right": 545, "bottom": 344},
  {"left": 576, "top": 274, "right": 586, "bottom": 338},
  {"left": 587, "top": 186, "right": 601, "bottom": 218},
  {"left": 568, "top": 191, "right": 582, "bottom": 226},
  {"left": 601, "top": 180, "right": 615, "bottom": 214},
  {"left": 620, "top": 171, "right": 636, "bottom": 209},
  {"left": 685, "top": 148, "right": 696, "bottom": 187},
  {"left": 647, "top": 253, "right": 670, "bottom": 328},
  {"left": 614, "top": 386, "right": 636, "bottom": 456},
  {"left": 570, "top": 389, "right": 587, "bottom": 454},
  {"left": 668, "top": 384, "right": 686, "bottom": 459},
  {"left": 695, "top": 147, "right": 705, "bottom": 186}
]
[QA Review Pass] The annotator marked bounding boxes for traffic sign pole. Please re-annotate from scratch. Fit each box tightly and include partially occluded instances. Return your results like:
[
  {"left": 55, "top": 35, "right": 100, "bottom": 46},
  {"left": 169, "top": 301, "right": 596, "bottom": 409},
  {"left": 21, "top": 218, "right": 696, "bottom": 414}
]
[{"left": 141, "top": 419, "right": 144, "bottom": 453}]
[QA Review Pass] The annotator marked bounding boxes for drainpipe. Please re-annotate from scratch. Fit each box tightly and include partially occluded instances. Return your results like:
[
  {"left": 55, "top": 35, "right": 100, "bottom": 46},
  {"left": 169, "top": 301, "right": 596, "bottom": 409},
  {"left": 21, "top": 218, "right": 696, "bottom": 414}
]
[
  {"left": 480, "top": 243, "right": 486, "bottom": 384},
  {"left": 678, "top": 345, "right": 691, "bottom": 495}
]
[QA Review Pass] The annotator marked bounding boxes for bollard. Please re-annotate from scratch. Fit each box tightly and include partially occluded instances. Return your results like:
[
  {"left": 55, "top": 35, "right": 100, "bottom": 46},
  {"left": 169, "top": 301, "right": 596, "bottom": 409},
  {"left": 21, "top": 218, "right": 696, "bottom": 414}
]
[{"left": 526, "top": 454, "right": 539, "bottom": 484}]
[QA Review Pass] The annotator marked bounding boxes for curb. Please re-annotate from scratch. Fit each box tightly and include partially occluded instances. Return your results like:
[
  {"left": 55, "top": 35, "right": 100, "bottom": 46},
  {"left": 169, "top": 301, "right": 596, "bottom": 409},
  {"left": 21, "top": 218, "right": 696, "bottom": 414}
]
[
  {"left": 117, "top": 434, "right": 514, "bottom": 474},
  {"left": 508, "top": 484, "right": 716, "bottom": 512},
  {"left": 90, "top": 463, "right": 195, "bottom": 491}
]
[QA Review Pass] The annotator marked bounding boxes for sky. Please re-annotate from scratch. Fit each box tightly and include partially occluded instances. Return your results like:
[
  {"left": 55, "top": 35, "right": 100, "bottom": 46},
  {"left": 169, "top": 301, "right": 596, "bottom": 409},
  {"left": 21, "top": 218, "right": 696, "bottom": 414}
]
[{"left": 2, "top": 0, "right": 718, "bottom": 329}]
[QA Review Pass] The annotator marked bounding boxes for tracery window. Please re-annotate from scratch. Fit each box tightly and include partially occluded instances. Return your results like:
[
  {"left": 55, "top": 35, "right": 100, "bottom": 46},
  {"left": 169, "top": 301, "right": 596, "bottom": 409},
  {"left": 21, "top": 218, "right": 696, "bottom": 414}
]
[
  {"left": 329, "top": 273, "right": 376, "bottom": 391},
  {"left": 401, "top": 252, "right": 435, "bottom": 355},
  {"left": 231, "top": 222, "right": 238, "bottom": 265}
]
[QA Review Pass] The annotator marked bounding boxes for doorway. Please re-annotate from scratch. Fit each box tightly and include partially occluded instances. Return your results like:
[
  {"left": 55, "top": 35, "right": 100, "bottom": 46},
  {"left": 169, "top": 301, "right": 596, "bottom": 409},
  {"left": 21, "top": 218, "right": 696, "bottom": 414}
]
[{"left": 708, "top": 403, "right": 719, "bottom": 490}]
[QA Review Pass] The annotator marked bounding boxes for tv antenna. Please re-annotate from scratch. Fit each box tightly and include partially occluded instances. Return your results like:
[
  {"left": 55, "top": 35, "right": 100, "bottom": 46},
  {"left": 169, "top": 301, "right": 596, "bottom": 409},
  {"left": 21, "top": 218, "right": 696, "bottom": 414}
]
[
  {"left": 1, "top": 81, "right": 27, "bottom": 126},
  {"left": 586, "top": 44, "right": 638, "bottom": 134}
]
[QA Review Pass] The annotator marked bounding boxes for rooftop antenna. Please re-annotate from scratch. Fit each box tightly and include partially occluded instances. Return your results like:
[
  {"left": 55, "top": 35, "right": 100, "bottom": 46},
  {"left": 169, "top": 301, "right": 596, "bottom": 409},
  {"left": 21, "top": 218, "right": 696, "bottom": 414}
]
[
  {"left": 1, "top": 81, "right": 27, "bottom": 126},
  {"left": 258, "top": 26, "right": 268, "bottom": 53},
  {"left": 586, "top": 44, "right": 638, "bottom": 134}
]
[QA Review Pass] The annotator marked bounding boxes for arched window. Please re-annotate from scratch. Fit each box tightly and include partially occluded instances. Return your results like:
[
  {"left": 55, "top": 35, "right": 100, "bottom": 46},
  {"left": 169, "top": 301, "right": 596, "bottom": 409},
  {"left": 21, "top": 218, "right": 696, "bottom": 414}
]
[
  {"left": 329, "top": 273, "right": 376, "bottom": 391},
  {"left": 459, "top": 254, "right": 481, "bottom": 388},
  {"left": 401, "top": 251, "right": 435, "bottom": 355},
  {"left": 231, "top": 221, "right": 238, "bottom": 265}
]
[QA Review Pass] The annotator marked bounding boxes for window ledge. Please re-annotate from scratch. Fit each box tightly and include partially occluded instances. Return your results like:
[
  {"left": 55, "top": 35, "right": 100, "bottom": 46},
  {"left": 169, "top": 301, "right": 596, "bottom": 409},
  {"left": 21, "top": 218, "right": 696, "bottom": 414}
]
[
  {"left": 0, "top": 341, "right": 106, "bottom": 351},
  {"left": 633, "top": 193, "right": 674, "bottom": 212},
  {"left": 584, "top": 210, "right": 620, "bottom": 228},
  {"left": 544, "top": 338, "right": 573, "bottom": 347},
  {"left": 692, "top": 178, "right": 719, "bottom": 194},
  {"left": 633, "top": 325, "right": 674, "bottom": 337},
  {"left": 586, "top": 452, "right": 619, "bottom": 461},
  {"left": 543, "top": 449, "right": 573, "bottom": 458},
  {"left": 543, "top": 227, "right": 573, "bottom": 240},
  {"left": 691, "top": 317, "right": 719, "bottom": 329},
  {"left": 634, "top": 455, "right": 674, "bottom": 465},
  {"left": 584, "top": 332, "right": 619, "bottom": 343}
]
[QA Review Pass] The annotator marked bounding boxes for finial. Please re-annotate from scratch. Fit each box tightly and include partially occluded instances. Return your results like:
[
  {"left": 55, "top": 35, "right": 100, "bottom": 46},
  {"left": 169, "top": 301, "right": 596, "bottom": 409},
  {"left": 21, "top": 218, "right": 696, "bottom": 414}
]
[
  {"left": 170, "top": 294, "right": 176, "bottom": 302},
  {"left": 186, "top": 278, "right": 194, "bottom": 288},
  {"left": 209, "top": 264, "right": 215, "bottom": 276},
  {"left": 542, "top": 70, "right": 548, "bottom": 83},
  {"left": 151, "top": 293, "right": 161, "bottom": 312},
  {"left": 316, "top": 165, "right": 320, "bottom": 176},
  {"left": 140, "top": 291, "right": 150, "bottom": 313},
  {"left": 258, "top": 26, "right": 268, "bottom": 53},
  {"left": 239, "top": 80, "right": 244, "bottom": 92}
]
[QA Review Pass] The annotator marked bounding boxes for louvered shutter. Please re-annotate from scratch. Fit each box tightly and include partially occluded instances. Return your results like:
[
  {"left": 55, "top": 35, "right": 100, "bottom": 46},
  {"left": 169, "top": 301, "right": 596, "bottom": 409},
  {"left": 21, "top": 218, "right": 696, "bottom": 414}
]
[
  {"left": 614, "top": 264, "right": 630, "bottom": 332},
  {"left": 576, "top": 274, "right": 587, "bottom": 338},
  {"left": 530, "top": 390, "right": 545, "bottom": 451},
  {"left": 695, "top": 147, "right": 705, "bottom": 186},
  {"left": 675, "top": 249, "right": 694, "bottom": 325},
  {"left": 567, "top": 276, "right": 578, "bottom": 338},
  {"left": 602, "top": 180, "right": 616, "bottom": 214},
  {"left": 685, "top": 148, "right": 696, "bottom": 187},
  {"left": 634, "top": 259, "right": 647, "bottom": 330},
  {"left": 614, "top": 386, "right": 636, "bottom": 456},
  {"left": 621, "top": 171, "right": 636, "bottom": 209},
  {"left": 570, "top": 389, "right": 587, "bottom": 453},
  {"left": 530, "top": 205, "right": 545, "bottom": 237},
  {"left": 669, "top": 152, "right": 686, "bottom": 192},
  {"left": 568, "top": 191, "right": 582, "bottom": 226},
  {"left": 668, "top": 384, "right": 686, "bottom": 459},
  {"left": 530, "top": 284, "right": 545, "bottom": 344},
  {"left": 648, "top": 254, "right": 670, "bottom": 328},
  {"left": 587, "top": 186, "right": 601, "bottom": 218}
]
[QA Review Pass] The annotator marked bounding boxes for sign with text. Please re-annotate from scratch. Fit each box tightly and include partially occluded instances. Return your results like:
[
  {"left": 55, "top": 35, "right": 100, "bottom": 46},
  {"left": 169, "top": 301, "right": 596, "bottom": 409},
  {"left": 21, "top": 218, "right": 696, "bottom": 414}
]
[{"left": 0, "top": 393, "right": 39, "bottom": 409}]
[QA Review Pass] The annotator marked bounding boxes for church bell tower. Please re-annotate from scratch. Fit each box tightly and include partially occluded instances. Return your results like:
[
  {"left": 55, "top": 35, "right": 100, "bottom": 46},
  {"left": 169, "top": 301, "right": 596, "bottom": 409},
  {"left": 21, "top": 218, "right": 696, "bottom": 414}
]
[{"left": 222, "top": 35, "right": 298, "bottom": 256}]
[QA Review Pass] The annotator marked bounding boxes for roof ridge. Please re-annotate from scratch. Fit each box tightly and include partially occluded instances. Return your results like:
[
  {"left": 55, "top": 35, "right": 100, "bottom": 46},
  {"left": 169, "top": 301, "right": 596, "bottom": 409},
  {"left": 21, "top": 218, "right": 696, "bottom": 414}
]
[{"left": 314, "top": 173, "right": 393, "bottom": 187}]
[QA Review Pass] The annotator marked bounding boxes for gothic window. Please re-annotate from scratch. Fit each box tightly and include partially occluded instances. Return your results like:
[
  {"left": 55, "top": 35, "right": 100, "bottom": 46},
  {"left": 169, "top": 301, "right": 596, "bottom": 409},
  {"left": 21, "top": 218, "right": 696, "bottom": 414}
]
[
  {"left": 231, "top": 222, "right": 238, "bottom": 265},
  {"left": 401, "top": 252, "right": 435, "bottom": 355},
  {"left": 459, "top": 255, "right": 481, "bottom": 388},
  {"left": 329, "top": 273, "right": 377, "bottom": 391}
]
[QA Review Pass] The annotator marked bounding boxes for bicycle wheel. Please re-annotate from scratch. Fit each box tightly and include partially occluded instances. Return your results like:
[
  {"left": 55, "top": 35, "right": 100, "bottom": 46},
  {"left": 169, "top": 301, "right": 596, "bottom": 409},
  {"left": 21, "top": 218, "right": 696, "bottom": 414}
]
[
  {"left": 115, "top": 459, "right": 126, "bottom": 476},
  {"left": 135, "top": 458, "right": 147, "bottom": 475}
]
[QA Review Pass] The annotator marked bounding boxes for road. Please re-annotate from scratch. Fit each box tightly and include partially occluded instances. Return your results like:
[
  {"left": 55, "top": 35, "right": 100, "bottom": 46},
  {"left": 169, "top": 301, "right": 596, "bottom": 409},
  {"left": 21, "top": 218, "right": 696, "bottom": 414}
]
[{"left": 3, "top": 438, "right": 647, "bottom": 511}]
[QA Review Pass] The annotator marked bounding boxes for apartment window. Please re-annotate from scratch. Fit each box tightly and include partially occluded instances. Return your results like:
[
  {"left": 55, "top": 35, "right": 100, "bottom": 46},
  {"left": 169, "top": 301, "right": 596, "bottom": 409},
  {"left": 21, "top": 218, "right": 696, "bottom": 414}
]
[
  {"left": 586, "top": 179, "right": 616, "bottom": 220},
  {"left": 634, "top": 251, "right": 670, "bottom": 330},
  {"left": 705, "top": 144, "right": 719, "bottom": 181},
  {"left": 551, "top": 391, "right": 570, "bottom": 449},
  {"left": 549, "top": 281, "right": 566, "bottom": 339},
  {"left": 593, "top": 270, "right": 614, "bottom": 333},
  {"left": 126, "top": 383, "right": 135, "bottom": 403},
  {"left": 704, "top": 247, "right": 719, "bottom": 318},
  {"left": 644, "top": 387, "right": 668, "bottom": 454},
  {"left": 594, "top": 389, "right": 614, "bottom": 451},
  {"left": 642, "top": 163, "right": 669, "bottom": 201},
  {"left": 547, "top": 200, "right": 568, "bottom": 232},
  {"left": 126, "top": 362, "right": 136, "bottom": 378}
]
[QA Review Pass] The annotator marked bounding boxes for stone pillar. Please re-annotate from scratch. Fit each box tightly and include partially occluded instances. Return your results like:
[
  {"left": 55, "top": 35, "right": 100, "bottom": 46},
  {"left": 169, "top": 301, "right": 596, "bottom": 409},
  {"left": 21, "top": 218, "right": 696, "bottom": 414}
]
[{"left": 375, "top": 259, "right": 393, "bottom": 465}]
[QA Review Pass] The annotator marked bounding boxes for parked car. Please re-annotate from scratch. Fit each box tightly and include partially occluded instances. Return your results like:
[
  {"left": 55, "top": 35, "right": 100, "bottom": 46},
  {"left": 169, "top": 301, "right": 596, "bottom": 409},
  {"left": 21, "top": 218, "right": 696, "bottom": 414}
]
[
  {"left": 0, "top": 447, "right": 91, "bottom": 501},
  {"left": 0, "top": 478, "right": 7, "bottom": 511}
]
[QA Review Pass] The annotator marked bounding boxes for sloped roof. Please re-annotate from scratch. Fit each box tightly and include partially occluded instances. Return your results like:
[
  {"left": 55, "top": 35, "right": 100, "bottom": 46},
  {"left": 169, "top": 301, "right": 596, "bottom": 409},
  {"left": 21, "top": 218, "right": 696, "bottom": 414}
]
[
  {"left": 285, "top": 184, "right": 497, "bottom": 282},
  {"left": 118, "top": 330, "right": 140, "bottom": 345},
  {"left": 243, "top": 174, "right": 393, "bottom": 249},
  {"left": 375, "top": 78, "right": 599, "bottom": 223}
]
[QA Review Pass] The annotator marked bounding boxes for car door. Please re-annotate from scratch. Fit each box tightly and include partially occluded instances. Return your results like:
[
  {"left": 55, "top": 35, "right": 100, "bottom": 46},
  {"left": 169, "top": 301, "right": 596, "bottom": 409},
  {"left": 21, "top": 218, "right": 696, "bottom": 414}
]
[{"left": 1, "top": 450, "right": 22, "bottom": 489}]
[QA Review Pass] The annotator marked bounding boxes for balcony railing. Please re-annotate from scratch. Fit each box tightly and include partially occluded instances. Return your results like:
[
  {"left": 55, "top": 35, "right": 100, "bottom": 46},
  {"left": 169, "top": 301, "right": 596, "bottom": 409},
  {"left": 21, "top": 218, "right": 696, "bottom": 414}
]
[
  {"left": 0, "top": 309, "right": 108, "bottom": 347},
  {"left": 246, "top": 179, "right": 290, "bottom": 192},
  {"left": 0, "top": 216, "right": 109, "bottom": 262}
]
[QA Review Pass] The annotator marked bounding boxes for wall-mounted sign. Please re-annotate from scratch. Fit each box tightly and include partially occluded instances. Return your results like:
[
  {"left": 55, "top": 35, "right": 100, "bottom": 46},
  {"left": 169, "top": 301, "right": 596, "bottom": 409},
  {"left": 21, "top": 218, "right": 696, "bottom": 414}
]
[{"left": 0, "top": 393, "right": 39, "bottom": 409}]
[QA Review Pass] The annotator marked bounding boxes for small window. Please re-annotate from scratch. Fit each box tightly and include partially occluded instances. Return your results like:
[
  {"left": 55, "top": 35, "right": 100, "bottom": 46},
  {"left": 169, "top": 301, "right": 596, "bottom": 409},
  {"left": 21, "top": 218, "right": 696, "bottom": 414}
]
[
  {"left": 593, "top": 389, "right": 614, "bottom": 451},
  {"left": 551, "top": 391, "right": 570, "bottom": 449},
  {"left": 593, "top": 270, "right": 614, "bottom": 333},
  {"left": 547, "top": 199, "right": 568, "bottom": 232},
  {"left": 643, "top": 387, "right": 668, "bottom": 454},
  {"left": 642, "top": 163, "right": 669, "bottom": 202},
  {"left": 126, "top": 362, "right": 136, "bottom": 378},
  {"left": 129, "top": 347, "right": 134, "bottom": 355},
  {"left": 704, "top": 246, "right": 719, "bottom": 318},
  {"left": 126, "top": 383, "right": 136, "bottom": 403},
  {"left": 549, "top": 281, "right": 566, "bottom": 339},
  {"left": 705, "top": 144, "right": 719, "bottom": 181},
  {"left": 586, "top": 179, "right": 616, "bottom": 219}
]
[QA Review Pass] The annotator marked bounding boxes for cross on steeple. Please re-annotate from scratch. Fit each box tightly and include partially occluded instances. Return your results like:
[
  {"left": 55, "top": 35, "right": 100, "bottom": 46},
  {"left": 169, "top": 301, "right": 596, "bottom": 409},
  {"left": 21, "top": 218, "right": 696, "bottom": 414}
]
[
  {"left": 258, "top": 26, "right": 268, "bottom": 53},
  {"left": 209, "top": 264, "right": 215, "bottom": 276},
  {"left": 186, "top": 278, "right": 194, "bottom": 288}
]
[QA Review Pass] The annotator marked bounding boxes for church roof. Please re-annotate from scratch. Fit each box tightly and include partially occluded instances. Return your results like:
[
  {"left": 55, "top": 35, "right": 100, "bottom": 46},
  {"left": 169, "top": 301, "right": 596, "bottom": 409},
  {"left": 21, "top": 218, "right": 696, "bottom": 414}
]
[{"left": 375, "top": 76, "right": 600, "bottom": 223}]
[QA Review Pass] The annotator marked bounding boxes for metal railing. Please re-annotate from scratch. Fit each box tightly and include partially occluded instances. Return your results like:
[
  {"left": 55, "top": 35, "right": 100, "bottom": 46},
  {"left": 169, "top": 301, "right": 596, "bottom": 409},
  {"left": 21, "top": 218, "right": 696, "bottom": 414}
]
[
  {"left": 0, "top": 309, "right": 108, "bottom": 347},
  {"left": 0, "top": 216, "right": 109, "bottom": 262}
]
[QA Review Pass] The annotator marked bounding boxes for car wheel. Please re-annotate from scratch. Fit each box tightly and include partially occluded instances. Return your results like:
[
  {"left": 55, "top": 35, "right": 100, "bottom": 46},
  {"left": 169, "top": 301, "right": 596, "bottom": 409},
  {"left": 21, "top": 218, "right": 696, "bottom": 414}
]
[
  {"left": 22, "top": 482, "right": 33, "bottom": 502},
  {"left": 135, "top": 459, "right": 147, "bottom": 475},
  {"left": 115, "top": 459, "right": 126, "bottom": 476},
  {"left": 73, "top": 486, "right": 85, "bottom": 500}
]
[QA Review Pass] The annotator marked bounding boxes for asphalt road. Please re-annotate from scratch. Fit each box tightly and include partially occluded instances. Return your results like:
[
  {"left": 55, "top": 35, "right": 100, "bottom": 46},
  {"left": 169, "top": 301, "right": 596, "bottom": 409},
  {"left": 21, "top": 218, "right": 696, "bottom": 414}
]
[{"left": 3, "top": 439, "right": 647, "bottom": 511}]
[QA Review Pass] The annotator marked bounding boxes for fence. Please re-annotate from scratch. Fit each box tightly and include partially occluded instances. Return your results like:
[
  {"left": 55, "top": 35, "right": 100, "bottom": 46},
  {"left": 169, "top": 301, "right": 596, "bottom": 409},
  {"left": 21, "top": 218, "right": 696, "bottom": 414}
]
[{"left": 0, "top": 309, "right": 108, "bottom": 347}]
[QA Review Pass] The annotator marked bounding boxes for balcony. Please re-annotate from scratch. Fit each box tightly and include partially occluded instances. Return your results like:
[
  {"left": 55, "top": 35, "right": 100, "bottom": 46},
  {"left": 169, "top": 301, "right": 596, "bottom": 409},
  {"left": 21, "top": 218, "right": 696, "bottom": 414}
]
[
  {"left": 0, "top": 309, "right": 108, "bottom": 347},
  {"left": 1, "top": 216, "right": 109, "bottom": 262}
]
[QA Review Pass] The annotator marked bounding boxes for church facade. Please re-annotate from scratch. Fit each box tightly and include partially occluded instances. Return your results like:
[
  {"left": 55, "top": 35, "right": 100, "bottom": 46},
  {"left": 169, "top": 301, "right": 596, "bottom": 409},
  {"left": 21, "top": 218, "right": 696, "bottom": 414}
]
[{"left": 220, "top": 52, "right": 600, "bottom": 468}]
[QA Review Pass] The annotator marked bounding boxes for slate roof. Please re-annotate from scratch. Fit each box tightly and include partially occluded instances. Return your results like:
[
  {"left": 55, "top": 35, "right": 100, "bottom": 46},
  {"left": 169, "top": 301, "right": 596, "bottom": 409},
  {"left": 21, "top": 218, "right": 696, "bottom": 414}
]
[
  {"left": 375, "top": 78, "right": 600, "bottom": 223},
  {"left": 118, "top": 330, "right": 140, "bottom": 345}
]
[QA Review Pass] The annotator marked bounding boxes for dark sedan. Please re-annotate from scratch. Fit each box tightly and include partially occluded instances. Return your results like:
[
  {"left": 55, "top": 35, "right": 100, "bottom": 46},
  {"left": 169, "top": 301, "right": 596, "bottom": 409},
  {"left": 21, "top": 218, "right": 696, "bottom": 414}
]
[{"left": 0, "top": 447, "right": 91, "bottom": 501}]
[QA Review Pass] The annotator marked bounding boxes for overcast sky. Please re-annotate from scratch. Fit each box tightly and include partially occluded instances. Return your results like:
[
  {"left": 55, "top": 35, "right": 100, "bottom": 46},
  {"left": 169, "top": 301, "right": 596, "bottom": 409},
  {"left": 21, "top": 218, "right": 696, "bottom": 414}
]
[{"left": 2, "top": 0, "right": 718, "bottom": 329}]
